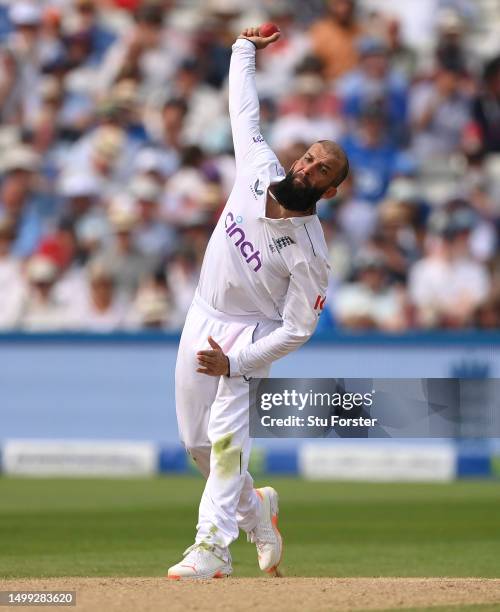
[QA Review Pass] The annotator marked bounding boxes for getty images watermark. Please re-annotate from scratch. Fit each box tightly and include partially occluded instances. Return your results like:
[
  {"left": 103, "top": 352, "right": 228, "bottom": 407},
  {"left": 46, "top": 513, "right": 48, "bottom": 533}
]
[
  {"left": 249, "top": 378, "right": 500, "bottom": 438},
  {"left": 259, "top": 387, "right": 377, "bottom": 429}
]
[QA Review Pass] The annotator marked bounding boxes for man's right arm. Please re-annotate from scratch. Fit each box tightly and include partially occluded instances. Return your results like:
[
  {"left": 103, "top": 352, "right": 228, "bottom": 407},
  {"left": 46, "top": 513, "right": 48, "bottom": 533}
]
[{"left": 228, "top": 29, "right": 280, "bottom": 170}]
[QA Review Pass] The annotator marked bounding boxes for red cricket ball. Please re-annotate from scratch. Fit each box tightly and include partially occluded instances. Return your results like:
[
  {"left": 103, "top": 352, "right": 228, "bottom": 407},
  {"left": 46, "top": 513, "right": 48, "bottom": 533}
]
[{"left": 259, "top": 22, "right": 280, "bottom": 37}]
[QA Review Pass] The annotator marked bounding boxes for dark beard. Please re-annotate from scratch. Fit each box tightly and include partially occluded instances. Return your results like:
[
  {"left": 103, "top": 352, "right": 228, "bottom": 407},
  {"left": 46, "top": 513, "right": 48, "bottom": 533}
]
[{"left": 271, "top": 170, "right": 324, "bottom": 213}]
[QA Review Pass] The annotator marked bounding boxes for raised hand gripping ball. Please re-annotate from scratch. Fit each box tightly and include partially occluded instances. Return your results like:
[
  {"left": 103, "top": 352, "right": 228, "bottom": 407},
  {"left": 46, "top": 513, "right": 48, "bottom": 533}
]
[{"left": 259, "top": 22, "right": 280, "bottom": 37}]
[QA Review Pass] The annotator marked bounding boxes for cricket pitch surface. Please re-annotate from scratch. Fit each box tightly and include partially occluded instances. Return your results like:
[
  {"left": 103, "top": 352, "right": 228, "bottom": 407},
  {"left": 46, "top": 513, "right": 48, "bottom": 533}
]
[{"left": 1, "top": 577, "right": 500, "bottom": 611}]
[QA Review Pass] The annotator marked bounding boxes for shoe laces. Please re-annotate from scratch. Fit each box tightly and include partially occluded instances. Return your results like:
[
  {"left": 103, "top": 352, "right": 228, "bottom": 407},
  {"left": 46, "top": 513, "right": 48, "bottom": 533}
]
[
  {"left": 247, "top": 524, "right": 274, "bottom": 551},
  {"left": 182, "top": 542, "right": 230, "bottom": 564}
]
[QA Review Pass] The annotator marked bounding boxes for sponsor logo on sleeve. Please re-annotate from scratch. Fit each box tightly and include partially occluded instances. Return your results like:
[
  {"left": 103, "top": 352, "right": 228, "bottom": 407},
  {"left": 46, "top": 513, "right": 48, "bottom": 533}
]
[{"left": 274, "top": 163, "right": 285, "bottom": 177}]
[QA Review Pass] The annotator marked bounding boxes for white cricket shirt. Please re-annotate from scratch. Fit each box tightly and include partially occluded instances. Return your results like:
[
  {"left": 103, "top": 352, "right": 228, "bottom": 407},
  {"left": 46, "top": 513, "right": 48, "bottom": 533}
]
[{"left": 197, "top": 39, "right": 330, "bottom": 377}]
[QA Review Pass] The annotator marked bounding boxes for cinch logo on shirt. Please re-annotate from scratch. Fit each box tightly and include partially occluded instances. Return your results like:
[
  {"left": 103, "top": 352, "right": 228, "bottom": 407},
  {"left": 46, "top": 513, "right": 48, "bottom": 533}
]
[{"left": 225, "top": 212, "right": 262, "bottom": 272}]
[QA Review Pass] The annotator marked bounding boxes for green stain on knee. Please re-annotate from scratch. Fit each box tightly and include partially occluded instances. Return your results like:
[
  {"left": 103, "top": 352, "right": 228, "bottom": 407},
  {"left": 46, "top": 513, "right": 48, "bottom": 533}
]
[
  {"left": 213, "top": 433, "right": 241, "bottom": 478},
  {"left": 213, "top": 433, "right": 233, "bottom": 455}
]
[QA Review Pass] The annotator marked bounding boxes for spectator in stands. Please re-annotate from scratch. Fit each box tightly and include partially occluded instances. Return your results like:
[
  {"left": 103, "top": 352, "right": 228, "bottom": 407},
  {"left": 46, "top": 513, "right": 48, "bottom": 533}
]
[
  {"left": 62, "top": 124, "right": 129, "bottom": 199},
  {"left": 409, "top": 61, "right": 471, "bottom": 161},
  {"left": 472, "top": 291, "right": 500, "bottom": 329},
  {"left": 37, "top": 219, "right": 78, "bottom": 274},
  {"left": 70, "top": 0, "right": 116, "bottom": 66},
  {"left": 190, "top": 3, "right": 237, "bottom": 91},
  {"left": 0, "top": 1, "right": 496, "bottom": 334},
  {"left": 309, "top": 0, "right": 363, "bottom": 80},
  {"left": 255, "top": 1, "right": 312, "bottom": 98},
  {"left": 164, "top": 58, "right": 223, "bottom": 148},
  {"left": 146, "top": 96, "right": 188, "bottom": 164},
  {"left": 133, "top": 146, "right": 177, "bottom": 185},
  {"left": 0, "top": 2, "right": 43, "bottom": 124},
  {"left": 435, "top": 9, "right": 469, "bottom": 74},
  {"left": 408, "top": 210, "right": 491, "bottom": 328},
  {"left": 91, "top": 195, "right": 155, "bottom": 300},
  {"left": 162, "top": 145, "right": 212, "bottom": 227},
  {"left": 337, "top": 36, "right": 408, "bottom": 144},
  {"left": 332, "top": 249, "right": 408, "bottom": 331},
  {"left": 384, "top": 16, "right": 417, "bottom": 80},
  {"left": 373, "top": 177, "right": 430, "bottom": 276},
  {"left": 19, "top": 254, "right": 69, "bottom": 330},
  {"left": 129, "top": 174, "right": 177, "bottom": 263},
  {"left": 458, "top": 124, "right": 497, "bottom": 221},
  {"left": 0, "top": 213, "right": 24, "bottom": 328},
  {"left": 166, "top": 245, "right": 200, "bottom": 326},
  {"left": 38, "top": 6, "right": 65, "bottom": 69},
  {"left": 97, "top": 2, "right": 169, "bottom": 96},
  {"left": 0, "top": 144, "right": 43, "bottom": 258},
  {"left": 370, "top": 195, "right": 422, "bottom": 285},
  {"left": 58, "top": 215, "right": 109, "bottom": 314},
  {"left": 335, "top": 172, "right": 378, "bottom": 247},
  {"left": 46, "top": 38, "right": 95, "bottom": 142},
  {"left": 103, "top": 78, "right": 149, "bottom": 146},
  {"left": 70, "top": 260, "right": 127, "bottom": 331},
  {"left": 57, "top": 171, "right": 103, "bottom": 225},
  {"left": 270, "top": 73, "right": 342, "bottom": 150},
  {"left": 74, "top": 216, "right": 109, "bottom": 267},
  {"left": 340, "top": 102, "right": 401, "bottom": 203},
  {"left": 128, "top": 270, "right": 176, "bottom": 330},
  {"left": 28, "top": 76, "right": 64, "bottom": 161},
  {"left": 39, "top": 219, "right": 89, "bottom": 314},
  {"left": 133, "top": 289, "right": 173, "bottom": 329},
  {"left": 445, "top": 197, "right": 498, "bottom": 264},
  {"left": 472, "top": 55, "right": 500, "bottom": 154}
]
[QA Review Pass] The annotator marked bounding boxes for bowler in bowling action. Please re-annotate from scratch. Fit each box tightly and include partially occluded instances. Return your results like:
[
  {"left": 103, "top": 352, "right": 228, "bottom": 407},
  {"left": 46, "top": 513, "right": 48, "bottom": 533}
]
[{"left": 168, "top": 25, "right": 349, "bottom": 579}]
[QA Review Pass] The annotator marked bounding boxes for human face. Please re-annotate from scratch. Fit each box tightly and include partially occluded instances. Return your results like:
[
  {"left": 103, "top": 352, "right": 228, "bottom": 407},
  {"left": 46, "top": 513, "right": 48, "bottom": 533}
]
[
  {"left": 137, "top": 22, "right": 162, "bottom": 50},
  {"left": 362, "top": 52, "right": 388, "bottom": 79},
  {"left": 91, "top": 277, "right": 113, "bottom": 308},
  {"left": 436, "top": 69, "right": 459, "bottom": 96},
  {"left": 290, "top": 143, "right": 340, "bottom": 195},
  {"left": 329, "top": 0, "right": 355, "bottom": 26},
  {"left": 360, "top": 116, "right": 384, "bottom": 147},
  {"left": 360, "top": 267, "right": 385, "bottom": 291},
  {"left": 1, "top": 173, "right": 32, "bottom": 213},
  {"left": 272, "top": 144, "right": 340, "bottom": 212}
]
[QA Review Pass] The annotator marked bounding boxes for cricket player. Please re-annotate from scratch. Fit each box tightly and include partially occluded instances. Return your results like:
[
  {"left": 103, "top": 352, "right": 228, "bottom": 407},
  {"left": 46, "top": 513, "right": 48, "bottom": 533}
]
[{"left": 168, "top": 26, "right": 349, "bottom": 580}]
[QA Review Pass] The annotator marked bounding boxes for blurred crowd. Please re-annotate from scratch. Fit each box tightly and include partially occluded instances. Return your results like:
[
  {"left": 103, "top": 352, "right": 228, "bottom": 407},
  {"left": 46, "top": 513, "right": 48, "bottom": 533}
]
[{"left": 0, "top": 0, "right": 499, "bottom": 333}]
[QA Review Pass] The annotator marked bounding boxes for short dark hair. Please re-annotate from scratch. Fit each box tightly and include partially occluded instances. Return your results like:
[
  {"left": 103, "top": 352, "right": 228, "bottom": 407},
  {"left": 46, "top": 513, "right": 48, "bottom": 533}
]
[{"left": 317, "top": 140, "right": 349, "bottom": 187}]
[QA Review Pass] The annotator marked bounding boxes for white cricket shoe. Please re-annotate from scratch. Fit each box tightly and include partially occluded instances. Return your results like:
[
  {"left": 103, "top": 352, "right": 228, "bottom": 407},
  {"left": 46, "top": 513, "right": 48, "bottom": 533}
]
[
  {"left": 167, "top": 542, "right": 232, "bottom": 580},
  {"left": 248, "top": 486, "right": 283, "bottom": 574}
]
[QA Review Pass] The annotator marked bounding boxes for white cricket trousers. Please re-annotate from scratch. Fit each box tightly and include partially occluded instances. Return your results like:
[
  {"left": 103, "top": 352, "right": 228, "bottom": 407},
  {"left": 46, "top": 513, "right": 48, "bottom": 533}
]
[{"left": 175, "top": 292, "right": 279, "bottom": 548}]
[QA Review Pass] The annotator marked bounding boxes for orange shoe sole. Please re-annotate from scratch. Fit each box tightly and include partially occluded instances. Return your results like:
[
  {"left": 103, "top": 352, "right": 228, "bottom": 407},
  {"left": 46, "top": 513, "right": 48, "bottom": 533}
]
[
  {"left": 255, "top": 488, "right": 283, "bottom": 576},
  {"left": 265, "top": 512, "right": 283, "bottom": 576},
  {"left": 166, "top": 571, "right": 230, "bottom": 580}
]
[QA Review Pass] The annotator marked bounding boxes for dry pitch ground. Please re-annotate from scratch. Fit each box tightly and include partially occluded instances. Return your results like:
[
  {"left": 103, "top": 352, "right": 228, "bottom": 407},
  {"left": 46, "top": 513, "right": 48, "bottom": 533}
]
[{"left": 1, "top": 577, "right": 500, "bottom": 612}]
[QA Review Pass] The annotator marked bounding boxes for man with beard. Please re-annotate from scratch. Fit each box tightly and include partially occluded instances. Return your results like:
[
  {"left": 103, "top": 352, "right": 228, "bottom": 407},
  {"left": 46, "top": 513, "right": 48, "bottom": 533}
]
[{"left": 168, "top": 26, "right": 349, "bottom": 580}]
